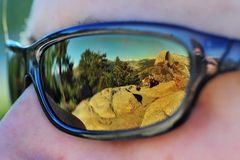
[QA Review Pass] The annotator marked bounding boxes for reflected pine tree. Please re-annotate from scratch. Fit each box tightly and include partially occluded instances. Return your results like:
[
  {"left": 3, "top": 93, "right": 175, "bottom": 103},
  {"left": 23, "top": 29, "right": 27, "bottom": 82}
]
[
  {"left": 110, "top": 56, "right": 140, "bottom": 87},
  {"left": 77, "top": 49, "right": 110, "bottom": 96}
]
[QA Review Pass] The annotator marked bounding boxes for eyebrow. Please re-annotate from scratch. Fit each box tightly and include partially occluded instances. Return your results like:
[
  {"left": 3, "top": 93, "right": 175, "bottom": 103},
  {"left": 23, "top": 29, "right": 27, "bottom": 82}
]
[
  {"left": 80, "top": 16, "right": 102, "bottom": 25},
  {"left": 27, "top": 36, "right": 37, "bottom": 44},
  {"left": 26, "top": 16, "right": 102, "bottom": 44}
]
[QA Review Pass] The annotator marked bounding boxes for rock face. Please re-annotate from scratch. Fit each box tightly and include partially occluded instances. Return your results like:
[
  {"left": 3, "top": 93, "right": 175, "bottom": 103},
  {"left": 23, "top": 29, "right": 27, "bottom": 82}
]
[
  {"left": 141, "top": 91, "right": 184, "bottom": 126},
  {"left": 154, "top": 50, "right": 173, "bottom": 65},
  {"left": 155, "top": 50, "right": 189, "bottom": 66},
  {"left": 72, "top": 86, "right": 144, "bottom": 130},
  {"left": 89, "top": 88, "right": 115, "bottom": 119},
  {"left": 112, "top": 88, "right": 141, "bottom": 114},
  {"left": 144, "top": 50, "right": 190, "bottom": 86},
  {"left": 72, "top": 82, "right": 185, "bottom": 130}
]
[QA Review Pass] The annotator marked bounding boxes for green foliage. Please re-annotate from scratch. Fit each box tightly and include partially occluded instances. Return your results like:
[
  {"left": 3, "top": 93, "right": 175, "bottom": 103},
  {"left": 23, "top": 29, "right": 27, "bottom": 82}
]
[
  {"left": 110, "top": 57, "right": 140, "bottom": 87},
  {"left": 77, "top": 52, "right": 140, "bottom": 100},
  {"left": 43, "top": 46, "right": 141, "bottom": 112},
  {"left": 78, "top": 49, "right": 110, "bottom": 95},
  {"left": 139, "top": 72, "right": 151, "bottom": 81}
]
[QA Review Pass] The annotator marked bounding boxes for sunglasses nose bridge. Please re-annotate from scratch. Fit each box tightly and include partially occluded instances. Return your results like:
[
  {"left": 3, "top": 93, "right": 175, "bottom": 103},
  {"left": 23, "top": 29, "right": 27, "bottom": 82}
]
[{"left": 219, "top": 41, "right": 240, "bottom": 73}]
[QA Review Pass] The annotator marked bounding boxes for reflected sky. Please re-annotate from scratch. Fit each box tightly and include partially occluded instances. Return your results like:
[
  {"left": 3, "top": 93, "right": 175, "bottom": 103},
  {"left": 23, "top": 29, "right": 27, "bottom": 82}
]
[{"left": 68, "top": 34, "right": 189, "bottom": 66}]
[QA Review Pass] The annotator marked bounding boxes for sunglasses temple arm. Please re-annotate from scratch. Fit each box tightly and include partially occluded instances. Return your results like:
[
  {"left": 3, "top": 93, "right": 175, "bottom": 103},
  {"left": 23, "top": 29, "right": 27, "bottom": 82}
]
[
  {"left": 218, "top": 40, "right": 240, "bottom": 73},
  {"left": 6, "top": 40, "right": 31, "bottom": 88}
]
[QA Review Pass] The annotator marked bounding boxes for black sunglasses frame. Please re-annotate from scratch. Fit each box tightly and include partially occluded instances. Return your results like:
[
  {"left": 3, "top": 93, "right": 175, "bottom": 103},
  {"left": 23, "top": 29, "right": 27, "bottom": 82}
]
[{"left": 6, "top": 21, "right": 240, "bottom": 140}]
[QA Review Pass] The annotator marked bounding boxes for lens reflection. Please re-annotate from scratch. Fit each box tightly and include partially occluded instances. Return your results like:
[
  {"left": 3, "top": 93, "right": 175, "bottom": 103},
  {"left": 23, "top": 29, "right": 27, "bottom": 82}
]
[{"left": 41, "top": 34, "right": 190, "bottom": 131}]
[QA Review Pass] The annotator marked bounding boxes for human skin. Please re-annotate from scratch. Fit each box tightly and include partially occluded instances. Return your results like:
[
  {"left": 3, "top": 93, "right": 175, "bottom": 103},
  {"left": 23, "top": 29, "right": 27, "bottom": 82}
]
[{"left": 1, "top": 0, "right": 240, "bottom": 159}]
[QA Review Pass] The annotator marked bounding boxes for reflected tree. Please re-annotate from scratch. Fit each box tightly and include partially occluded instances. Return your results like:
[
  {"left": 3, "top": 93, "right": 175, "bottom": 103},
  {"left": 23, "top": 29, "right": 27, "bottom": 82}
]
[
  {"left": 43, "top": 40, "right": 76, "bottom": 111},
  {"left": 77, "top": 49, "right": 110, "bottom": 96},
  {"left": 110, "top": 56, "right": 140, "bottom": 87}
]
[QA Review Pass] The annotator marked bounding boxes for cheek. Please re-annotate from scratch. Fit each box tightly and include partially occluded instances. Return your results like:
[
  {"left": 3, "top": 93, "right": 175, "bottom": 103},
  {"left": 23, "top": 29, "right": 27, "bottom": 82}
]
[{"left": 178, "top": 72, "right": 240, "bottom": 156}]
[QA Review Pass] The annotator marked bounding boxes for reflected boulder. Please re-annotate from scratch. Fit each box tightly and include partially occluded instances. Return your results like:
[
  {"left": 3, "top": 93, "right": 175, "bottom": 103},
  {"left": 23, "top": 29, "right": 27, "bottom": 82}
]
[
  {"left": 89, "top": 88, "right": 116, "bottom": 118},
  {"left": 141, "top": 91, "right": 185, "bottom": 127},
  {"left": 112, "top": 87, "right": 141, "bottom": 115}
]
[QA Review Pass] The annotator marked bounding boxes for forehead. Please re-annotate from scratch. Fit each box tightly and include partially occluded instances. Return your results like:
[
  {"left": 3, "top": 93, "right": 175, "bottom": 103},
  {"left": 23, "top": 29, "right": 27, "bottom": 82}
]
[{"left": 26, "top": 0, "right": 240, "bottom": 40}]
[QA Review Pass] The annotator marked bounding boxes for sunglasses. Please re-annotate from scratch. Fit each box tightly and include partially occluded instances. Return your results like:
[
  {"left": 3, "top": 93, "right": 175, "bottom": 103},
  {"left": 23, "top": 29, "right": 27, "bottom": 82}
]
[{"left": 6, "top": 21, "right": 240, "bottom": 140}]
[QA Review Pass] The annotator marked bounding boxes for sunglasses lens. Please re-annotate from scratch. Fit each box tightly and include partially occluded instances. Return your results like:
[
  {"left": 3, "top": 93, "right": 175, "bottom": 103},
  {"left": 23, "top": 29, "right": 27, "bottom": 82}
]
[{"left": 40, "top": 34, "right": 190, "bottom": 131}]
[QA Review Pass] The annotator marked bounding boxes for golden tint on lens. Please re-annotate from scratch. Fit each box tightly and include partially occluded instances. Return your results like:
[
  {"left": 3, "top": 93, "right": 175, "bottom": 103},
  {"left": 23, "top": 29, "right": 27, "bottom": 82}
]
[{"left": 41, "top": 34, "right": 190, "bottom": 131}]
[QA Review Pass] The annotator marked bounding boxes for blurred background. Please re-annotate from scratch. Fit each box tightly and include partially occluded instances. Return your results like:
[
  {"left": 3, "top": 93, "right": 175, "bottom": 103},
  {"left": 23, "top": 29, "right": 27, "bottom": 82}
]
[{"left": 0, "top": 0, "right": 32, "bottom": 119}]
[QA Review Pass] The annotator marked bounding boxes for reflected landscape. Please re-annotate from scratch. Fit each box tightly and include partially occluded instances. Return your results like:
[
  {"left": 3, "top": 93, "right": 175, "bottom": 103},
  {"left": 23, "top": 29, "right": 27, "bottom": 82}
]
[{"left": 41, "top": 34, "right": 190, "bottom": 130}]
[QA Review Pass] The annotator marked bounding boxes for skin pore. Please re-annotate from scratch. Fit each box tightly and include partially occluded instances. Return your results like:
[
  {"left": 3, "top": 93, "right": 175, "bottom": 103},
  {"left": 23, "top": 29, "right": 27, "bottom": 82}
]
[{"left": 1, "top": 0, "right": 240, "bottom": 159}]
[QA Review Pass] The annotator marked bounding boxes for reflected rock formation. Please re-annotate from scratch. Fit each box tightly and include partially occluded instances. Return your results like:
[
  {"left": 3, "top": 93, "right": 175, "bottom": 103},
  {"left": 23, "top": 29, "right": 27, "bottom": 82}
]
[{"left": 72, "top": 51, "right": 190, "bottom": 130}]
